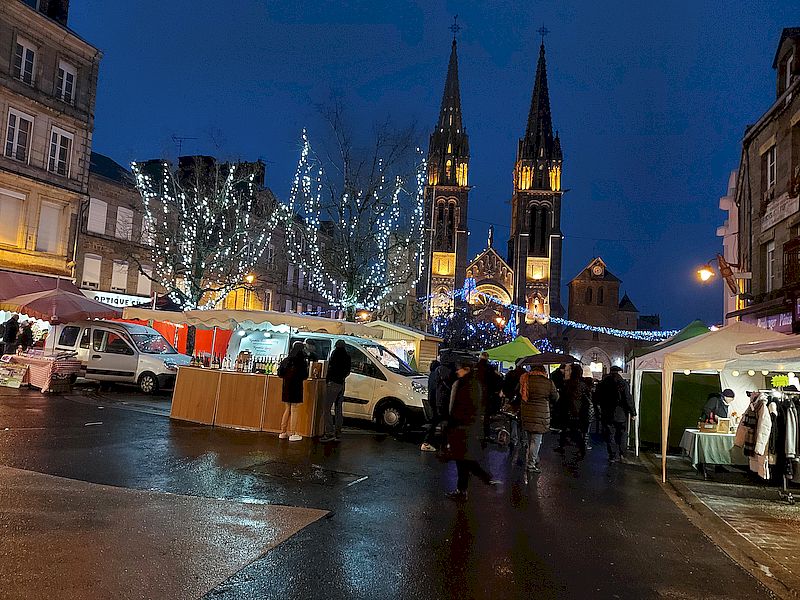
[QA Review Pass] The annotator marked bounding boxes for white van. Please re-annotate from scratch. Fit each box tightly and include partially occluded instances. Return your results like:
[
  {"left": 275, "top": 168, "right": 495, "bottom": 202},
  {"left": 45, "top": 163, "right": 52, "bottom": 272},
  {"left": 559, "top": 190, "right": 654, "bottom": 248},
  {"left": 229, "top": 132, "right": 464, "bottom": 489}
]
[
  {"left": 233, "top": 331, "right": 429, "bottom": 430},
  {"left": 54, "top": 320, "right": 191, "bottom": 393}
]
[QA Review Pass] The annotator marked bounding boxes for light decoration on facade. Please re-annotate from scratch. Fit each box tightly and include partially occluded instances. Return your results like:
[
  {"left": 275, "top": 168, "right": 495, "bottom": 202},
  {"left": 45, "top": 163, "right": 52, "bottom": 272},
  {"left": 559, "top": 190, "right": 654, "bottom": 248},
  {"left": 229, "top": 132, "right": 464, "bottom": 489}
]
[
  {"left": 423, "top": 285, "right": 680, "bottom": 341},
  {"left": 284, "top": 130, "right": 426, "bottom": 313},
  {"left": 131, "top": 159, "right": 289, "bottom": 310}
]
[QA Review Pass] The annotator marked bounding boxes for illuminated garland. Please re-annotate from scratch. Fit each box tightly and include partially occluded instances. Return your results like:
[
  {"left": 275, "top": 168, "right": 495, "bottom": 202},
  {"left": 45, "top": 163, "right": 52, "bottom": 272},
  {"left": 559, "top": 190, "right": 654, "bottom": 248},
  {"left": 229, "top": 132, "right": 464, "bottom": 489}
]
[
  {"left": 423, "top": 283, "right": 679, "bottom": 341},
  {"left": 284, "top": 130, "right": 426, "bottom": 312}
]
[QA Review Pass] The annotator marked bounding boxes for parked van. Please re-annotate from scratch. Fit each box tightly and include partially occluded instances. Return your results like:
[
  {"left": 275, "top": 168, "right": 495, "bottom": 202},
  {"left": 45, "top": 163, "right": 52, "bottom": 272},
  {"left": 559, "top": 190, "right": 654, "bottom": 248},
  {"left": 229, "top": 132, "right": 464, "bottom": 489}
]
[
  {"left": 232, "top": 330, "right": 428, "bottom": 430},
  {"left": 54, "top": 320, "right": 191, "bottom": 393}
]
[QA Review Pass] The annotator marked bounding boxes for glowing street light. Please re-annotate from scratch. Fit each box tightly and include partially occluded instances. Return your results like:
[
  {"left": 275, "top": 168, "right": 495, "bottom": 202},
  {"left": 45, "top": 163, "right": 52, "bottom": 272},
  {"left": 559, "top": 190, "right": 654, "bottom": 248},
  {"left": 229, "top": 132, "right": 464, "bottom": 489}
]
[{"left": 696, "top": 263, "right": 715, "bottom": 282}]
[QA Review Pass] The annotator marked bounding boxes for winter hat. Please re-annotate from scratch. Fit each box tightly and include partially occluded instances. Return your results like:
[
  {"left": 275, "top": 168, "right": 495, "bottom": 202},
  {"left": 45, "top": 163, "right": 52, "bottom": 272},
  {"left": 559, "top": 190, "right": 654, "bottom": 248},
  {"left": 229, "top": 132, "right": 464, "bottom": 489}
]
[{"left": 722, "top": 388, "right": 735, "bottom": 398}]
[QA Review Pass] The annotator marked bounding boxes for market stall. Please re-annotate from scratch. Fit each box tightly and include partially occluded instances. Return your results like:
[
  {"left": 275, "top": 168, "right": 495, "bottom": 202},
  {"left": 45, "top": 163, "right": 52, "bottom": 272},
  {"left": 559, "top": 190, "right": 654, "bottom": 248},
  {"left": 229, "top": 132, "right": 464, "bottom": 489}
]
[
  {"left": 362, "top": 321, "right": 442, "bottom": 372},
  {"left": 484, "top": 336, "right": 540, "bottom": 366},
  {"left": 679, "top": 428, "right": 748, "bottom": 477}
]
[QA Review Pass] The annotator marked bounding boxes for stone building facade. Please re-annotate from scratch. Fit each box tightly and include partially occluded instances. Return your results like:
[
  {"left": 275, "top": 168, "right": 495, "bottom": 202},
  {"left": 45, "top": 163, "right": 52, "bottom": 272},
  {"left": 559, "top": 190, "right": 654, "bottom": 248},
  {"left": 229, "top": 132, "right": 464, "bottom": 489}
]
[
  {"left": 0, "top": 0, "right": 100, "bottom": 278},
  {"left": 731, "top": 27, "right": 800, "bottom": 333},
  {"left": 418, "top": 36, "right": 565, "bottom": 337},
  {"left": 565, "top": 257, "right": 660, "bottom": 374}
]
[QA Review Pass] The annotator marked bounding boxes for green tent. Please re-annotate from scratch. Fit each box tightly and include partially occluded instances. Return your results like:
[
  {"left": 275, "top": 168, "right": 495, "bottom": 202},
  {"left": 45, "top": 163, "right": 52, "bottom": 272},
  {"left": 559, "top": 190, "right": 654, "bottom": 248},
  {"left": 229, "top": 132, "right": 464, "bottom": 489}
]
[
  {"left": 630, "top": 319, "right": 709, "bottom": 359},
  {"left": 484, "top": 336, "right": 539, "bottom": 363}
]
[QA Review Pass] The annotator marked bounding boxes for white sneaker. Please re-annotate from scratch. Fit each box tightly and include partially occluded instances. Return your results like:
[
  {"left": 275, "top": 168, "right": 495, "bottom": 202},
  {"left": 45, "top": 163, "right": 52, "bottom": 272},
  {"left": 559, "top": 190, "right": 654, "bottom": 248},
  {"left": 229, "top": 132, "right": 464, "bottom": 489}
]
[
  {"left": 278, "top": 432, "right": 289, "bottom": 439},
  {"left": 420, "top": 443, "right": 437, "bottom": 452},
  {"left": 288, "top": 434, "right": 302, "bottom": 442}
]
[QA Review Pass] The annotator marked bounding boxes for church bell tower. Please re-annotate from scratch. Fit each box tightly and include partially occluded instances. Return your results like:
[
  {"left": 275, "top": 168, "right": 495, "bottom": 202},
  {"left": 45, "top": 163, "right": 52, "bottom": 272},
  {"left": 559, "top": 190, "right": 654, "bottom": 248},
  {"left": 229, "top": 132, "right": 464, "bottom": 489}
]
[
  {"left": 419, "top": 32, "right": 470, "bottom": 317},
  {"left": 508, "top": 37, "right": 564, "bottom": 324}
]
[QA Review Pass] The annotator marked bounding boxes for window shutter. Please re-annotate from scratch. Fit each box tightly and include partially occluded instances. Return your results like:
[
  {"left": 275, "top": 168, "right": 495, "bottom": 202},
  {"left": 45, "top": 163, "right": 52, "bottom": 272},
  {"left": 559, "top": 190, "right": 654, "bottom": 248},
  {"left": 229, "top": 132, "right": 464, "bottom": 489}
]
[
  {"left": 82, "top": 255, "right": 102, "bottom": 287},
  {"left": 115, "top": 206, "right": 134, "bottom": 240},
  {"left": 137, "top": 265, "right": 153, "bottom": 296},
  {"left": 35, "top": 202, "right": 61, "bottom": 253},
  {"left": 87, "top": 198, "right": 107, "bottom": 234},
  {"left": 111, "top": 260, "right": 128, "bottom": 292},
  {"left": 0, "top": 191, "right": 23, "bottom": 245}
]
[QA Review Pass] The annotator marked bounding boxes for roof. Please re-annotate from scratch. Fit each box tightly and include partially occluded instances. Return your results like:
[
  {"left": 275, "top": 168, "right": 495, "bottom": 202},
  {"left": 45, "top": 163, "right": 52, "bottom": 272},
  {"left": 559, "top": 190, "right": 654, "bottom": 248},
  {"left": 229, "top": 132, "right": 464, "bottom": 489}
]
[
  {"left": 569, "top": 257, "right": 621, "bottom": 284},
  {"left": 467, "top": 245, "right": 513, "bottom": 273},
  {"left": 630, "top": 319, "right": 709, "bottom": 359},
  {"left": 90, "top": 152, "right": 134, "bottom": 185},
  {"left": 618, "top": 293, "right": 639, "bottom": 313},
  {"left": 773, "top": 27, "right": 800, "bottom": 68},
  {"left": 0, "top": 269, "right": 81, "bottom": 301},
  {"left": 364, "top": 320, "right": 443, "bottom": 342}
]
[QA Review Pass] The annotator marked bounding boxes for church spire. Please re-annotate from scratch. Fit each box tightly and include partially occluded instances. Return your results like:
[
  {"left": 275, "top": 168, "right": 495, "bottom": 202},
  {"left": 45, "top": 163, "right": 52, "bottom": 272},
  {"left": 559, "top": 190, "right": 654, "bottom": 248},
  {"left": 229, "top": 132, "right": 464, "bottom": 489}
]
[
  {"left": 521, "top": 42, "right": 554, "bottom": 161},
  {"left": 427, "top": 32, "right": 469, "bottom": 188}
]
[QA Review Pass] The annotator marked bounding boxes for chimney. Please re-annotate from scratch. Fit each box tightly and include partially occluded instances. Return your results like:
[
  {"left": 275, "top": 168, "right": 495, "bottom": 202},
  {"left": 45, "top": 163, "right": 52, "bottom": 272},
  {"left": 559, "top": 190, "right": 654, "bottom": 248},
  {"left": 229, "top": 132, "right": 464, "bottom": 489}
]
[{"left": 39, "top": 0, "right": 70, "bottom": 26}]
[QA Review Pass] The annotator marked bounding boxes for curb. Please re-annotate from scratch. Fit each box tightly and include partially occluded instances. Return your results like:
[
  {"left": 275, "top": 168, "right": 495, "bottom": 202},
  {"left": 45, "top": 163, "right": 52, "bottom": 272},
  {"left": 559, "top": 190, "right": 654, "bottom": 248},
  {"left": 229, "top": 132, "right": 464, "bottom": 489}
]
[{"left": 640, "top": 453, "right": 798, "bottom": 600}]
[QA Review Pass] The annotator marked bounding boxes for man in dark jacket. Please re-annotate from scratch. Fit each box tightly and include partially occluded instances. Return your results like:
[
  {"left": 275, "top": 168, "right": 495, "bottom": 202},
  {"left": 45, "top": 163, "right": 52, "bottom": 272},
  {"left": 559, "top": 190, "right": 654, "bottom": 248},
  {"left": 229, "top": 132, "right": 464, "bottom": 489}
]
[
  {"left": 596, "top": 365, "right": 636, "bottom": 462},
  {"left": 555, "top": 364, "right": 591, "bottom": 458},
  {"left": 17, "top": 321, "right": 33, "bottom": 352},
  {"left": 422, "top": 359, "right": 453, "bottom": 452},
  {"left": 446, "top": 360, "right": 499, "bottom": 499},
  {"left": 321, "top": 340, "right": 351, "bottom": 442},
  {"left": 700, "top": 389, "right": 734, "bottom": 422},
  {"left": 2, "top": 314, "right": 19, "bottom": 355},
  {"left": 421, "top": 359, "right": 441, "bottom": 451},
  {"left": 520, "top": 365, "right": 559, "bottom": 473}
]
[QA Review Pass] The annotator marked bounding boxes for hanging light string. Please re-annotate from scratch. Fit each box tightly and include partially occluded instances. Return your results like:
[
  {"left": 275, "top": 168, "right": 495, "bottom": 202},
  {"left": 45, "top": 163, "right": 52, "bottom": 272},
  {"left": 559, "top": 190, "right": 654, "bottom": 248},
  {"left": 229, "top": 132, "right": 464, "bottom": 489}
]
[{"left": 423, "top": 282, "right": 679, "bottom": 341}]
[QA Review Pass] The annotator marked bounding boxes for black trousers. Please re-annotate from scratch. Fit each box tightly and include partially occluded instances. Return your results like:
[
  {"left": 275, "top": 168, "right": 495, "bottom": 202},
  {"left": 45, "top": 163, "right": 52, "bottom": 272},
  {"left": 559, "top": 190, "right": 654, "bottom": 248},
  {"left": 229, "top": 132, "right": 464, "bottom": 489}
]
[
  {"left": 455, "top": 459, "right": 491, "bottom": 491},
  {"left": 424, "top": 411, "right": 448, "bottom": 446},
  {"left": 559, "top": 419, "right": 587, "bottom": 454},
  {"left": 604, "top": 421, "right": 628, "bottom": 458}
]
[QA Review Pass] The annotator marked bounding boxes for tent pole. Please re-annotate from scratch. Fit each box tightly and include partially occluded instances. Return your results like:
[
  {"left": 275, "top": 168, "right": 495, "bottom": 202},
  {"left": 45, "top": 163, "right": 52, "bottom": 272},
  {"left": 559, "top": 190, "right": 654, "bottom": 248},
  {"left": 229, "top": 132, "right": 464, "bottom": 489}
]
[
  {"left": 211, "top": 326, "right": 218, "bottom": 356},
  {"left": 633, "top": 357, "right": 639, "bottom": 457}
]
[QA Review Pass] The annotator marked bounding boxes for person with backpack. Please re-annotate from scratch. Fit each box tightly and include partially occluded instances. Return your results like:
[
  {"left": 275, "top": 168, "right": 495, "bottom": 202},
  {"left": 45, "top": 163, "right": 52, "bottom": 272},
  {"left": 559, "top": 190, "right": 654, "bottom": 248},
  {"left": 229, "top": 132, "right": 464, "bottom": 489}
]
[
  {"left": 596, "top": 365, "right": 636, "bottom": 462},
  {"left": 278, "top": 341, "right": 309, "bottom": 442}
]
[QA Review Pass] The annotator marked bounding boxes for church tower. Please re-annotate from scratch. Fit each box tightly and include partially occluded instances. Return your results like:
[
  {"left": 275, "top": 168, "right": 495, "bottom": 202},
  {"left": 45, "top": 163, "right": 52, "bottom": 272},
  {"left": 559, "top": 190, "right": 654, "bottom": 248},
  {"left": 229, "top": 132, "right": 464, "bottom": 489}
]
[
  {"left": 508, "top": 39, "right": 564, "bottom": 325},
  {"left": 419, "top": 36, "right": 470, "bottom": 317}
]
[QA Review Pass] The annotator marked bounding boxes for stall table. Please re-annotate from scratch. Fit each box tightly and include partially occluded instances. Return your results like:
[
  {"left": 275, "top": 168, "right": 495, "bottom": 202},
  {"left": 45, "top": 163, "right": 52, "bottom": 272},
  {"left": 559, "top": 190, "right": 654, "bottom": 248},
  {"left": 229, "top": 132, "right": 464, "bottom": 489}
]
[
  {"left": 679, "top": 428, "right": 748, "bottom": 478},
  {"left": 6, "top": 354, "right": 82, "bottom": 393},
  {"left": 171, "top": 367, "right": 326, "bottom": 437}
]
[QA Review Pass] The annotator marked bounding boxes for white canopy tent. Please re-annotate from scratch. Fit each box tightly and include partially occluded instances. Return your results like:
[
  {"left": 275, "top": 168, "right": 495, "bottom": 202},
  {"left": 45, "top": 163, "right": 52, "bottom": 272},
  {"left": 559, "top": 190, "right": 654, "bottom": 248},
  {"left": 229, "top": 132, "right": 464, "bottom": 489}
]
[{"left": 657, "top": 322, "right": 798, "bottom": 482}]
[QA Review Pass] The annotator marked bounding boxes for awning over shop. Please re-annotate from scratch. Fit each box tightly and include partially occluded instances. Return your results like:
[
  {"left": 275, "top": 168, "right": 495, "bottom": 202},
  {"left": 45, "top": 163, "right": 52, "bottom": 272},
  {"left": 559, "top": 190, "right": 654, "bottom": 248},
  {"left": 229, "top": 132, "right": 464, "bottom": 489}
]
[
  {"left": 484, "top": 336, "right": 540, "bottom": 363},
  {"left": 0, "top": 270, "right": 81, "bottom": 301},
  {"left": 629, "top": 320, "right": 709, "bottom": 359}
]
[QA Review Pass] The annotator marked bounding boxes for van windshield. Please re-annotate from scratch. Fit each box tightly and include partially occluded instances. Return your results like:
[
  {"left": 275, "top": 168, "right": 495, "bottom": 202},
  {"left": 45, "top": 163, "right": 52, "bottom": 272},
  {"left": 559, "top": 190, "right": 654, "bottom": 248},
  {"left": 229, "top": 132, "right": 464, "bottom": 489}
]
[
  {"left": 129, "top": 333, "right": 177, "bottom": 355},
  {"left": 363, "top": 344, "right": 416, "bottom": 376}
]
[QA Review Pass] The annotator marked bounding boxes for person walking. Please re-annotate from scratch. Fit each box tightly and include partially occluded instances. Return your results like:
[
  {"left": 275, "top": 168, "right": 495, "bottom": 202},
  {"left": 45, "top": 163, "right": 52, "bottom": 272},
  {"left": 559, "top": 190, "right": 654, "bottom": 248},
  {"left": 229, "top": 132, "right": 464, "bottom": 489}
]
[
  {"left": 420, "top": 359, "right": 440, "bottom": 451},
  {"left": 17, "top": 321, "right": 33, "bottom": 352},
  {"left": 520, "top": 364, "right": 558, "bottom": 473},
  {"left": 478, "top": 352, "right": 502, "bottom": 441},
  {"left": 278, "top": 341, "right": 309, "bottom": 442},
  {"left": 595, "top": 365, "right": 636, "bottom": 462},
  {"left": 421, "top": 358, "right": 454, "bottom": 452},
  {"left": 2, "top": 314, "right": 19, "bottom": 355},
  {"left": 445, "top": 359, "right": 499, "bottom": 500},
  {"left": 321, "top": 340, "right": 351, "bottom": 443},
  {"left": 555, "top": 364, "right": 590, "bottom": 458}
]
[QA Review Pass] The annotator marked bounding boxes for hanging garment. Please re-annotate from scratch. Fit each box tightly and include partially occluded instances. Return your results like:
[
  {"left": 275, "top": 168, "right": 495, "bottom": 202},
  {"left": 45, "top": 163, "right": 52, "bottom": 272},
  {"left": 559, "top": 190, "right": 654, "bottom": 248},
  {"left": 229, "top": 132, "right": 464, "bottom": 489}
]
[
  {"left": 735, "top": 395, "right": 772, "bottom": 479},
  {"left": 787, "top": 402, "right": 799, "bottom": 460}
]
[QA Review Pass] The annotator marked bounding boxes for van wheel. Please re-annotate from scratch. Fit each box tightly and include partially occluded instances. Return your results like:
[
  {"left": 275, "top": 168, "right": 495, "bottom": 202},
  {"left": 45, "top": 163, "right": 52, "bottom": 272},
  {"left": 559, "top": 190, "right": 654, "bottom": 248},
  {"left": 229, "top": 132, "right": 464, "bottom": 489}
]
[
  {"left": 376, "top": 401, "right": 406, "bottom": 431},
  {"left": 138, "top": 372, "right": 159, "bottom": 394}
]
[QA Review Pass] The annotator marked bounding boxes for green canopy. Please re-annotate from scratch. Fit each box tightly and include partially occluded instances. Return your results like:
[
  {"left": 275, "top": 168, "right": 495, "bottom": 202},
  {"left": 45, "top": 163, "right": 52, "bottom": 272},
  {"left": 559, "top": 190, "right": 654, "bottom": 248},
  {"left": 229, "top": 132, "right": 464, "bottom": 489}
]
[
  {"left": 484, "top": 336, "right": 540, "bottom": 363},
  {"left": 629, "top": 319, "right": 710, "bottom": 359}
]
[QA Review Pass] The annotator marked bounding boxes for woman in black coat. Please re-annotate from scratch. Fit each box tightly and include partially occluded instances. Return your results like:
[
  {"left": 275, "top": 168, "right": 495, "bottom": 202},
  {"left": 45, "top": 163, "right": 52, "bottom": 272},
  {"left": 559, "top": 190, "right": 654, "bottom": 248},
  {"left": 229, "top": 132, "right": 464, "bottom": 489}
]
[
  {"left": 555, "top": 363, "right": 591, "bottom": 458},
  {"left": 278, "top": 341, "right": 309, "bottom": 441}
]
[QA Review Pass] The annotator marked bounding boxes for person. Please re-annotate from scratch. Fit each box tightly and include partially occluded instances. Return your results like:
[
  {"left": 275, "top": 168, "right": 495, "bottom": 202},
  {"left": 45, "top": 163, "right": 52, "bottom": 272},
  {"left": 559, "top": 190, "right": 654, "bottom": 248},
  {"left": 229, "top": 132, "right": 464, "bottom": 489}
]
[
  {"left": 595, "top": 365, "right": 636, "bottom": 462},
  {"left": 2, "top": 314, "right": 19, "bottom": 355},
  {"left": 520, "top": 364, "right": 558, "bottom": 473},
  {"left": 278, "top": 341, "right": 309, "bottom": 442},
  {"left": 420, "top": 359, "right": 440, "bottom": 452},
  {"left": 700, "top": 389, "right": 735, "bottom": 422},
  {"left": 551, "top": 363, "right": 566, "bottom": 395},
  {"left": 555, "top": 363, "right": 590, "bottom": 458},
  {"left": 422, "top": 357, "right": 455, "bottom": 451},
  {"left": 17, "top": 321, "right": 34, "bottom": 352},
  {"left": 478, "top": 352, "right": 503, "bottom": 441},
  {"left": 446, "top": 359, "right": 499, "bottom": 499},
  {"left": 304, "top": 339, "right": 319, "bottom": 362},
  {"left": 321, "top": 340, "right": 351, "bottom": 443},
  {"left": 502, "top": 361, "right": 525, "bottom": 446}
]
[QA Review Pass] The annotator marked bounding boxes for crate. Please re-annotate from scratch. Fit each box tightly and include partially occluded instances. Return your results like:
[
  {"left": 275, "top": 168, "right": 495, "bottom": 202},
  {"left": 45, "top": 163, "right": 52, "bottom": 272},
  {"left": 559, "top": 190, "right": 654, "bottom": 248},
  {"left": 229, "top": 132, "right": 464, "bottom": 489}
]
[{"left": 697, "top": 419, "right": 731, "bottom": 434}]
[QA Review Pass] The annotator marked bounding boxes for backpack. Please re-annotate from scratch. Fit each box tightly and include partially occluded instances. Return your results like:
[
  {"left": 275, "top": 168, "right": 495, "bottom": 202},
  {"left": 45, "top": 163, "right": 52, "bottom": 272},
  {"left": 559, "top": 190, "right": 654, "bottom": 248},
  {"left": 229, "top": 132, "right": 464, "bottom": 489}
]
[{"left": 277, "top": 356, "right": 292, "bottom": 378}]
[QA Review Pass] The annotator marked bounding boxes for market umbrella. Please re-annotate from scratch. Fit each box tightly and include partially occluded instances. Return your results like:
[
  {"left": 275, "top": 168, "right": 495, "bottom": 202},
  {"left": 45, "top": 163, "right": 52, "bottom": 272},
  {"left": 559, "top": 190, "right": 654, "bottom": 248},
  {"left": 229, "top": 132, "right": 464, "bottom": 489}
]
[
  {"left": 484, "top": 336, "right": 540, "bottom": 363},
  {"left": 518, "top": 351, "right": 579, "bottom": 367},
  {"left": 0, "top": 289, "right": 121, "bottom": 323}
]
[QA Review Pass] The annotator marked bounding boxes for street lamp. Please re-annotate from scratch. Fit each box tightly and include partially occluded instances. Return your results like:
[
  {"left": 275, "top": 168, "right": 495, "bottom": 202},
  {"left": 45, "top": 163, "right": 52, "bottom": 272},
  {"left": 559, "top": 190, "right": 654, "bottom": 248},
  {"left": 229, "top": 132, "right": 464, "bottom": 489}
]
[
  {"left": 696, "top": 263, "right": 715, "bottom": 282},
  {"left": 244, "top": 273, "right": 256, "bottom": 285}
]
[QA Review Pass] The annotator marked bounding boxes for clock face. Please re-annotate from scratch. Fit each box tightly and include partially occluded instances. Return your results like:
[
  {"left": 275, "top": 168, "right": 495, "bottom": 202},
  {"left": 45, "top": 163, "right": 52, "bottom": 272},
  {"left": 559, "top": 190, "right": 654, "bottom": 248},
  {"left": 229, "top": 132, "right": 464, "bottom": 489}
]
[{"left": 592, "top": 265, "right": 604, "bottom": 276}]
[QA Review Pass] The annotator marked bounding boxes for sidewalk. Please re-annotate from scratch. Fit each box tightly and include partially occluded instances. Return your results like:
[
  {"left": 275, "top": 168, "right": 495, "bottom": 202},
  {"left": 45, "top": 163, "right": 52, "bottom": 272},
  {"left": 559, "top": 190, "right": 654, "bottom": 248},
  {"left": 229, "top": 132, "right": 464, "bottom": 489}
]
[{"left": 646, "top": 453, "right": 800, "bottom": 599}]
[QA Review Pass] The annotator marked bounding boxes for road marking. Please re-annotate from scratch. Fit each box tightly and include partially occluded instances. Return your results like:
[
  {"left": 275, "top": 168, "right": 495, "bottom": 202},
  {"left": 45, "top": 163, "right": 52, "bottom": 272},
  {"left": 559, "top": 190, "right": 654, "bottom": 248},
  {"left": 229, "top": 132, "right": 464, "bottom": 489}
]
[
  {"left": 84, "top": 422, "right": 103, "bottom": 426},
  {"left": 346, "top": 475, "right": 368, "bottom": 487}
]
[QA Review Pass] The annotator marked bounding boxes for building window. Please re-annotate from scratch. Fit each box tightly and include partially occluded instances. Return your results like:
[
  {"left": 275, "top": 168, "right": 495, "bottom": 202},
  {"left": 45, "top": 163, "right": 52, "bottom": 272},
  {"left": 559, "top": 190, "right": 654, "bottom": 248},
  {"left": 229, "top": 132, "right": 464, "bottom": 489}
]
[
  {"left": 297, "top": 301, "right": 303, "bottom": 314},
  {"left": 5, "top": 109, "right": 33, "bottom": 162},
  {"left": 298, "top": 269, "right": 304, "bottom": 289},
  {"left": 0, "top": 189, "right": 24, "bottom": 246},
  {"left": 111, "top": 260, "right": 128, "bottom": 293},
  {"left": 141, "top": 213, "right": 154, "bottom": 245},
  {"left": 137, "top": 265, "right": 153, "bottom": 296},
  {"left": 766, "top": 240, "right": 776, "bottom": 292},
  {"left": 56, "top": 60, "right": 76, "bottom": 104},
  {"left": 115, "top": 206, "right": 134, "bottom": 240},
  {"left": 266, "top": 244, "right": 275, "bottom": 266},
  {"left": 264, "top": 290, "right": 272, "bottom": 310},
  {"left": 766, "top": 146, "right": 777, "bottom": 190},
  {"left": 285, "top": 298, "right": 292, "bottom": 312},
  {"left": 82, "top": 254, "right": 102, "bottom": 288},
  {"left": 786, "top": 52, "right": 795, "bottom": 93},
  {"left": 585, "top": 287, "right": 593, "bottom": 304},
  {"left": 35, "top": 201, "right": 62, "bottom": 253},
  {"left": 597, "top": 286, "right": 604, "bottom": 305},
  {"left": 87, "top": 198, "right": 107, "bottom": 234},
  {"left": 287, "top": 263, "right": 294, "bottom": 285},
  {"left": 48, "top": 127, "right": 73, "bottom": 176},
  {"left": 13, "top": 38, "right": 36, "bottom": 85}
]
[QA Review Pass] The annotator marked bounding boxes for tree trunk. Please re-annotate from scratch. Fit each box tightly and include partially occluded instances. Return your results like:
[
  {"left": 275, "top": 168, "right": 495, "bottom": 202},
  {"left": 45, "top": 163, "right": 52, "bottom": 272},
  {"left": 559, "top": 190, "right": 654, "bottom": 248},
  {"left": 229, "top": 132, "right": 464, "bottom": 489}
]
[{"left": 186, "top": 325, "right": 196, "bottom": 355}]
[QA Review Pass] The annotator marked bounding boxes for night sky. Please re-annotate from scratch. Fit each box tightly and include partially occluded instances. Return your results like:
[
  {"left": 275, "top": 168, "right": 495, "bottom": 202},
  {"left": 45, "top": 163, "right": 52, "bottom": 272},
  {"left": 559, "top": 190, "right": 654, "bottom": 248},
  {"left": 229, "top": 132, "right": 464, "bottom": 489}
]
[{"left": 70, "top": 1, "right": 798, "bottom": 328}]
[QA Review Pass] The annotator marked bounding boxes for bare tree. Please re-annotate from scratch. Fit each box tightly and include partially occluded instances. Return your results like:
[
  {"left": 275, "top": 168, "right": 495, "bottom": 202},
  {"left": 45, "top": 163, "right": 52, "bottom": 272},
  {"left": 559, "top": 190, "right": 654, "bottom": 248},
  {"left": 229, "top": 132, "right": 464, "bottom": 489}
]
[{"left": 285, "top": 106, "right": 425, "bottom": 320}]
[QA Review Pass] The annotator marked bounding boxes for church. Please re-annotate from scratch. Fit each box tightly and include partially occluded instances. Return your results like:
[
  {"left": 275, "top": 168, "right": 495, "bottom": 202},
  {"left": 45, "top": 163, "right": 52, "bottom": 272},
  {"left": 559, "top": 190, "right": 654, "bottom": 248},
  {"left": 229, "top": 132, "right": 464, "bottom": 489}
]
[{"left": 418, "top": 33, "right": 564, "bottom": 339}]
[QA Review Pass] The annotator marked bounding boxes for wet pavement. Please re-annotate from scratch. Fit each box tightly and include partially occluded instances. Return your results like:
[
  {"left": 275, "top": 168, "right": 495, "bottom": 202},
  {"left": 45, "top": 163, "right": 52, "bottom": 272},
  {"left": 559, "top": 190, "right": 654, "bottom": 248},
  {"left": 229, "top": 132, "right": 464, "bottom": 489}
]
[{"left": 0, "top": 388, "right": 775, "bottom": 599}]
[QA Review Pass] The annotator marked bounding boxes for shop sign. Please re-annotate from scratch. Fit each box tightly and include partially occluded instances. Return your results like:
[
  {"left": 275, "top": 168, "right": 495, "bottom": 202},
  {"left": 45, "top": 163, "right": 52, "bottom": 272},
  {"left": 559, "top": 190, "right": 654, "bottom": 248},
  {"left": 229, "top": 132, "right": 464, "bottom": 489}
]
[
  {"left": 80, "top": 289, "right": 150, "bottom": 308},
  {"left": 761, "top": 194, "right": 799, "bottom": 232}
]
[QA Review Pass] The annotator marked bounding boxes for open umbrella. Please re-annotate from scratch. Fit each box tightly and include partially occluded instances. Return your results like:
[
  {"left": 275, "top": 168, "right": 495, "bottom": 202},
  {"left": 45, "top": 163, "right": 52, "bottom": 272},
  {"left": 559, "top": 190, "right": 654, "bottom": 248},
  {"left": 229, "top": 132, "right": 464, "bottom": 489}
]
[
  {"left": 0, "top": 289, "right": 121, "bottom": 323},
  {"left": 518, "top": 351, "right": 579, "bottom": 367}
]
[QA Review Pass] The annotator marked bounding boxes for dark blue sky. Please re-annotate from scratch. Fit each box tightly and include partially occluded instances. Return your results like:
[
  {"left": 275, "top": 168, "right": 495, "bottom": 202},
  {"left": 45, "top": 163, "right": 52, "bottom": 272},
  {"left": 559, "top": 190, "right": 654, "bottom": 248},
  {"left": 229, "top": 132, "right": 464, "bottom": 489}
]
[{"left": 71, "top": 1, "right": 798, "bottom": 328}]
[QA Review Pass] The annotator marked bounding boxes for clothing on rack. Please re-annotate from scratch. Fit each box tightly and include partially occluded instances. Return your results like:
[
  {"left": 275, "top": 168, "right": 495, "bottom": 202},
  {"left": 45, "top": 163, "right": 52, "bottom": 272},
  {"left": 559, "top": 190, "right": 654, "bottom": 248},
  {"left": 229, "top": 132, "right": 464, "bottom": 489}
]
[{"left": 734, "top": 393, "right": 772, "bottom": 479}]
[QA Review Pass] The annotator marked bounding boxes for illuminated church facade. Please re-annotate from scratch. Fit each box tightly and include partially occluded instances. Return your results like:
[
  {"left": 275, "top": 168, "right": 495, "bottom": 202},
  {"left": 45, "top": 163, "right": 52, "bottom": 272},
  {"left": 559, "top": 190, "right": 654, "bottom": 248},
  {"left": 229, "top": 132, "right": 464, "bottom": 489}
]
[{"left": 418, "top": 36, "right": 564, "bottom": 336}]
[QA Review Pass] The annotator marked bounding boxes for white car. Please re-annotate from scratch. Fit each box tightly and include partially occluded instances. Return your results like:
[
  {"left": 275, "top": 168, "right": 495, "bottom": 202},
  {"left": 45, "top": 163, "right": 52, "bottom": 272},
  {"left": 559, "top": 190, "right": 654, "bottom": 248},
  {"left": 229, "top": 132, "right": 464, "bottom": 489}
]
[{"left": 53, "top": 320, "right": 191, "bottom": 393}]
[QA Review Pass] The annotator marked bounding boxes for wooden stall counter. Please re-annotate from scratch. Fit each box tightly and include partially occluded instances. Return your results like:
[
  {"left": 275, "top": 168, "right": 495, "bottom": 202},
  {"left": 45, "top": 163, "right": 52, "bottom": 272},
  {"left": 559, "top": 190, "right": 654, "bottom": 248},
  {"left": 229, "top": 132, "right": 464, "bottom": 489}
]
[{"left": 171, "top": 367, "right": 326, "bottom": 437}]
